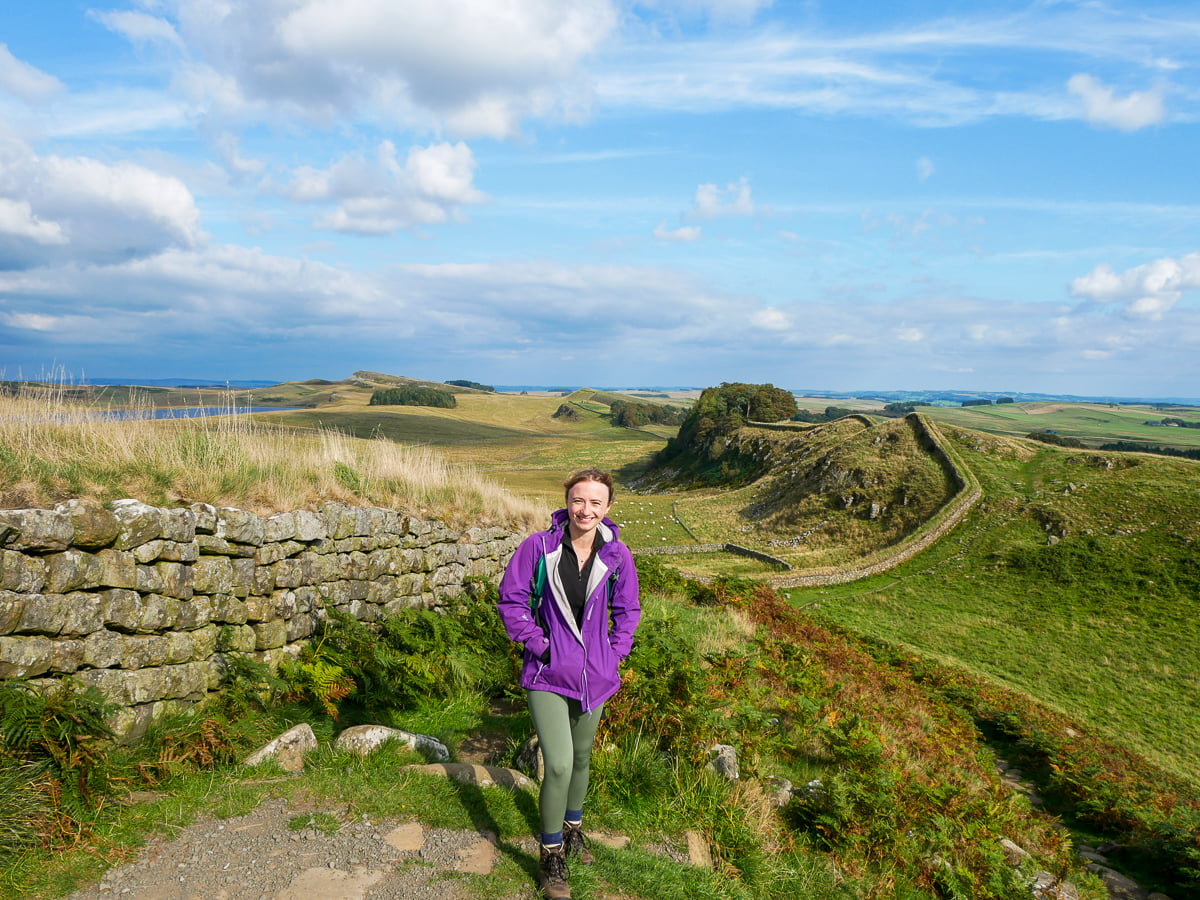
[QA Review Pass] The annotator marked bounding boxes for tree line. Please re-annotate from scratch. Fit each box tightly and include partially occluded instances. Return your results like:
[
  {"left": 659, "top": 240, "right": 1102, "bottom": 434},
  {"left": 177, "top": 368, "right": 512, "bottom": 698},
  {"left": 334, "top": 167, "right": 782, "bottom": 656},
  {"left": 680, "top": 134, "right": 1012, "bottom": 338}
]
[{"left": 368, "top": 386, "right": 457, "bottom": 408}]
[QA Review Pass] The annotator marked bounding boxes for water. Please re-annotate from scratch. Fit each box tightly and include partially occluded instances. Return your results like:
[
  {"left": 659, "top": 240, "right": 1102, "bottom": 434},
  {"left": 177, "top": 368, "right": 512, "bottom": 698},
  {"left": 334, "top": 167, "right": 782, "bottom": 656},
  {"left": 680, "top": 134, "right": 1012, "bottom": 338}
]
[{"left": 5, "top": 407, "right": 302, "bottom": 424}]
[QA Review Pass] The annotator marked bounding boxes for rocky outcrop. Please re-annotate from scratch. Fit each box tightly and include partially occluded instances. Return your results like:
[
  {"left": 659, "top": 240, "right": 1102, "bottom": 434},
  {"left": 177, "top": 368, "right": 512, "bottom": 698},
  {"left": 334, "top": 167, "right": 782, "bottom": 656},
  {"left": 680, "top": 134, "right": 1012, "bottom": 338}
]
[{"left": 0, "top": 499, "right": 518, "bottom": 741}]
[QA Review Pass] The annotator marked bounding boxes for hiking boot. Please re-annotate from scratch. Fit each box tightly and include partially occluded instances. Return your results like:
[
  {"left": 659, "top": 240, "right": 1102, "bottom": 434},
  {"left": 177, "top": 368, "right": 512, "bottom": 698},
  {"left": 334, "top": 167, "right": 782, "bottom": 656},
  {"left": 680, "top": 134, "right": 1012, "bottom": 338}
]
[
  {"left": 539, "top": 843, "right": 571, "bottom": 899},
  {"left": 562, "top": 821, "right": 594, "bottom": 865}
]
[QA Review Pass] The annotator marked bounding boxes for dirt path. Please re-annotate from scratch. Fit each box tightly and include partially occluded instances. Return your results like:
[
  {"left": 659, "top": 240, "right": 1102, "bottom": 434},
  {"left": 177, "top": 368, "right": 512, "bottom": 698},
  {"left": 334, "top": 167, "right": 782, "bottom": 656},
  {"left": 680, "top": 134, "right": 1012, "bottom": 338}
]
[{"left": 66, "top": 795, "right": 539, "bottom": 900}]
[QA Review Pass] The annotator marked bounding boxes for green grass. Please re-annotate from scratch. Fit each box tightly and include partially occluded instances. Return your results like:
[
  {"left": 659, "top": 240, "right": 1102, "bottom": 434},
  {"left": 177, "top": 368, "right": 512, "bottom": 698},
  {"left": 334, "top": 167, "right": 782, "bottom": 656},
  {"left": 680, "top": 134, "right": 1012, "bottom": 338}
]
[
  {"left": 789, "top": 438, "right": 1200, "bottom": 784},
  {"left": 923, "top": 401, "right": 1200, "bottom": 451}
]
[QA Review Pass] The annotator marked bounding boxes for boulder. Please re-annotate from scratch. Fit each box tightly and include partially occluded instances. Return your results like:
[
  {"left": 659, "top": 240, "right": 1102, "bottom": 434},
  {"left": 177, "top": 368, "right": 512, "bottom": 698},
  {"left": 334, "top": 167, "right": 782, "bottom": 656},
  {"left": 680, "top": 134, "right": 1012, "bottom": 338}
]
[
  {"left": 334, "top": 724, "right": 450, "bottom": 762},
  {"left": 245, "top": 723, "right": 318, "bottom": 772},
  {"left": 707, "top": 743, "right": 739, "bottom": 780}
]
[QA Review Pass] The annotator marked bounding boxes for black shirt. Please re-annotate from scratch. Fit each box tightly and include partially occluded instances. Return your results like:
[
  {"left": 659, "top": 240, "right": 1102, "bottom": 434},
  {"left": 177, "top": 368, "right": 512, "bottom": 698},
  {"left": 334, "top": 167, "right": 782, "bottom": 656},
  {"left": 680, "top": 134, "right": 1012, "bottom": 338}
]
[{"left": 558, "top": 529, "right": 604, "bottom": 627}]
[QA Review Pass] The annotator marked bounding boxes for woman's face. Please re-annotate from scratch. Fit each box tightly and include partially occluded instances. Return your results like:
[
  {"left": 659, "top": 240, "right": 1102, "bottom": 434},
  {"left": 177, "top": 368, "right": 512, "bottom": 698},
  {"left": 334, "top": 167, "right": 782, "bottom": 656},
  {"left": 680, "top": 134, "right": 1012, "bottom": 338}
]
[{"left": 566, "top": 479, "right": 612, "bottom": 538}]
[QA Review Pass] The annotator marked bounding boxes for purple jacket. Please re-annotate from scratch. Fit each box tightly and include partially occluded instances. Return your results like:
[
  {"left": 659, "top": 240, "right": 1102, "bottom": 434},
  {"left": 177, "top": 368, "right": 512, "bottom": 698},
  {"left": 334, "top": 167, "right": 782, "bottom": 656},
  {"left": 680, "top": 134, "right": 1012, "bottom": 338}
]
[{"left": 497, "top": 509, "right": 641, "bottom": 711}]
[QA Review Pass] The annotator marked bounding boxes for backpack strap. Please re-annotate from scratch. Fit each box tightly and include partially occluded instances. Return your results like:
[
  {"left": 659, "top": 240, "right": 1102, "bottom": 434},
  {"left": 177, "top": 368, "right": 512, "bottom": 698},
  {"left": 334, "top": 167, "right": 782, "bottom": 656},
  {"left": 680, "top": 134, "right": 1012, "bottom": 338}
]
[{"left": 529, "top": 553, "right": 547, "bottom": 614}]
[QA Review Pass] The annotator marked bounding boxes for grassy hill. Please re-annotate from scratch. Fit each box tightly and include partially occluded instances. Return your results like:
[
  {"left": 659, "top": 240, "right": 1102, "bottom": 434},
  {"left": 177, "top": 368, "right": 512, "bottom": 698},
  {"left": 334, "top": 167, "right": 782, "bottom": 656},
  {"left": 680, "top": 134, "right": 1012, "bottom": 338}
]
[{"left": 4, "top": 374, "right": 1199, "bottom": 896}]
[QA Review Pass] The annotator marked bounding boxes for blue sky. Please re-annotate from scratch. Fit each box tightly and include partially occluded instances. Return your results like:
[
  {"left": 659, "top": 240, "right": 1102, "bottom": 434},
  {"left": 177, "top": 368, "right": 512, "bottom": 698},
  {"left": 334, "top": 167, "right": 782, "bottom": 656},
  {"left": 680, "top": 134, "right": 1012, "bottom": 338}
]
[{"left": 1, "top": 1, "right": 1199, "bottom": 397}]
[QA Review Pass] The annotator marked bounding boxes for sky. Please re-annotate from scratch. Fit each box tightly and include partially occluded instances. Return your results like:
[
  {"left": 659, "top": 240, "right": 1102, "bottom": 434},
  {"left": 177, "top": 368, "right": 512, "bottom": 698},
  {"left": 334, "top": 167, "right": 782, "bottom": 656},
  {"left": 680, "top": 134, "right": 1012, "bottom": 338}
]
[{"left": 1, "top": 1, "right": 1199, "bottom": 398}]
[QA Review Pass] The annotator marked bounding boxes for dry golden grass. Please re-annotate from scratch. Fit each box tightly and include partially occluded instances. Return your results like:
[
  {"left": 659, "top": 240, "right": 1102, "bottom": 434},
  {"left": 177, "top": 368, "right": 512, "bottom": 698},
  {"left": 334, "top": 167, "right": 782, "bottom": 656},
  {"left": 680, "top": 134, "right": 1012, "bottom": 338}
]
[{"left": 0, "top": 382, "right": 546, "bottom": 530}]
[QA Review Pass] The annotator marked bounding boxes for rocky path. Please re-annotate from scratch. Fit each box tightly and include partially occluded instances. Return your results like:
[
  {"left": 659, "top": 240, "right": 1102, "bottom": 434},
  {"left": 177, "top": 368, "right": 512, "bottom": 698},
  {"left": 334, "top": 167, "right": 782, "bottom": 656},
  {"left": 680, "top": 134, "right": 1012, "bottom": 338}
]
[{"left": 67, "top": 795, "right": 535, "bottom": 900}]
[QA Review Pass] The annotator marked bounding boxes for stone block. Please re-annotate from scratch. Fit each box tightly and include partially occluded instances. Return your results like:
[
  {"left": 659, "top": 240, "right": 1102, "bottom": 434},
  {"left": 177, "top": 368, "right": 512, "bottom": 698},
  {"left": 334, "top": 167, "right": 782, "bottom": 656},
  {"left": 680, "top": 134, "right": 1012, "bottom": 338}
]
[
  {"left": 101, "top": 589, "right": 141, "bottom": 632},
  {"left": 0, "top": 591, "right": 24, "bottom": 635},
  {"left": 177, "top": 595, "right": 214, "bottom": 630},
  {"left": 347, "top": 580, "right": 370, "bottom": 601},
  {"left": 0, "top": 549, "right": 46, "bottom": 592},
  {"left": 322, "top": 502, "right": 358, "bottom": 540},
  {"left": 217, "top": 624, "right": 256, "bottom": 653},
  {"left": 55, "top": 499, "right": 121, "bottom": 549},
  {"left": 285, "top": 613, "right": 315, "bottom": 642},
  {"left": 367, "top": 576, "right": 397, "bottom": 605},
  {"left": 255, "top": 540, "right": 302, "bottom": 565},
  {"left": 0, "top": 508, "right": 74, "bottom": 552},
  {"left": 156, "top": 561, "right": 194, "bottom": 600},
  {"left": 132, "top": 540, "right": 165, "bottom": 564},
  {"left": 211, "top": 594, "right": 248, "bottom": 624},
  {"left": 97, "top": 549, "right": 138, "bottom": 589},
  {"left": 244, "top": 594, "right": 276, "bottom": 623},
  {"left": 0, "top": 635, "right": 54, "bottom": 678},
  {"left": 270, "top": 589, "right": 297, "bottom": 618},
  {"left": 164, "top": 631, "right": 194, "bottom": 664},
  {"left": 430, "top": 563, "right": 465, "bottom": 587},
  {"left": 109, "top": 500, "right": 166, "bottom": 550},
  {"left": 45, "top": 550, "right": 103, "bottom": 593},
  {"left": 81, "top": 628, "right": 126, "bottom": 669},
  {"left": 123, "top": 634, "right": 170, "bottom": 669},
  {"left": 292, "top": 586, "right": 317, "bottom": 614},
  {"left": 252, "top": 564, "right": 275, "bottom": 595},
  {"left": 190, "top": 624, "right": 218, "bottom": 660},
  {"left": 193, "top": 557, "right": 234, "bottom": 594},
  {"left": 15, "top": 593, "right": 64, "bottom": 635},
  {"left": 48, "top": 639, "right": 84, "bottom": 674},
  {"left": 230, "top": 557, "right": 255, "bottom": 597},
  {"left": 196, "top": 534, "right": 255, "bottom": 558},
  {"left": 403, "top": 548, "right": 430, "bottom": 572},
  {"left": 252, "top": 620, "right": 287, "bottom": 650},
  {"left": 189, "top": 502, "right": 217, "bottom": 535},
  {"left": 340, "top": 549, "right": 367, "bottom": 585},
  {"left": 383, "top": 596, "right": 424, "bottom": 616},
  {"left": 158, "top": 541, "right": 198, "bottom": 563},
  {"left": 60, "top": 591, "right": 105, "bottom": 636},
  {"left": 137, "top": 594, "right": 181, "bottom": 633},
  {"left": 216, "top": 507, "right": 265, "bottom": 546},
  {"left": 136, "top": 565, "right": 164, "bottom": 594},
  {"left": 161, "top": 508, "right": 196, "bottom": 543},
  {"left": 318, "top": 580, "right": 351, "bottom": 605}
]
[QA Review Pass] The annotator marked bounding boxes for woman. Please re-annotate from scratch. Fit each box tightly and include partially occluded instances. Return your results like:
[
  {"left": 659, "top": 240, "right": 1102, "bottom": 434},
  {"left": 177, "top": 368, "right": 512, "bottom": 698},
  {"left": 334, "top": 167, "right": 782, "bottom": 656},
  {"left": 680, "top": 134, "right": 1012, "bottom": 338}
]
[{"left": 497, "top": 468, "right": 641, "bottom": 900}]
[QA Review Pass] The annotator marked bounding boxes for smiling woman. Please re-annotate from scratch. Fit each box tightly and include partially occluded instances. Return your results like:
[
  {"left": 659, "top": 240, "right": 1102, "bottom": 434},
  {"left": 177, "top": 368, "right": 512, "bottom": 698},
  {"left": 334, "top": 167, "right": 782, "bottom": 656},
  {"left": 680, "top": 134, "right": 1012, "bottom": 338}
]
[{"left": 496, "top": 467, "right": 641, "bottom": 899}]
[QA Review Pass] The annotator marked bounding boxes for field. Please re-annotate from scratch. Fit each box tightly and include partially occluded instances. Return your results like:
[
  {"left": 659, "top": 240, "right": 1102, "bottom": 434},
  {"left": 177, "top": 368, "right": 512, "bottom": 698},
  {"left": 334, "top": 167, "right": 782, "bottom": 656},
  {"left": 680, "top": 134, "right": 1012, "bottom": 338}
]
[
  {"left": 8, "top": 374, "right": 1198, "bottom": 785},
  {"left": 922, "top": 401, "right": 1200, "bottom": 451}
]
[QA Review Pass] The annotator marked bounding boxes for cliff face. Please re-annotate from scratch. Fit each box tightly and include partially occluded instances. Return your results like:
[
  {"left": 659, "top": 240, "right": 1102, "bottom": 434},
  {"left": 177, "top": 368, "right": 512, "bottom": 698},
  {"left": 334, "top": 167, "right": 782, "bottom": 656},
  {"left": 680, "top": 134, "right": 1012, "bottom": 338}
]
[{"left": 0, "top": 498, "right": 519, "bottom": 741}]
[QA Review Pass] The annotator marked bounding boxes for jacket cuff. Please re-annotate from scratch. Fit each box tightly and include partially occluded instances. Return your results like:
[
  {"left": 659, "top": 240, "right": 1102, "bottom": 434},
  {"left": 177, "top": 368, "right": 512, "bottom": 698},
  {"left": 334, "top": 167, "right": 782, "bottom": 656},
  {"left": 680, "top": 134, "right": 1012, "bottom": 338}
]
[{"left": 526, "top": 633, "right": 550, "bottom": 660}]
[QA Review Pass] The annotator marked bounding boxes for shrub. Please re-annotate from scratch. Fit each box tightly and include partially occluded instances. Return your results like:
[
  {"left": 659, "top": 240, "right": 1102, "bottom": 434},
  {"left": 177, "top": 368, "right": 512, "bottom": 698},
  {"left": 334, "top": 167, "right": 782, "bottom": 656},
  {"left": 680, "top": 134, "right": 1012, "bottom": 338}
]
[{"left": 368, "top": 386, "right": 457, "bottom": 408}]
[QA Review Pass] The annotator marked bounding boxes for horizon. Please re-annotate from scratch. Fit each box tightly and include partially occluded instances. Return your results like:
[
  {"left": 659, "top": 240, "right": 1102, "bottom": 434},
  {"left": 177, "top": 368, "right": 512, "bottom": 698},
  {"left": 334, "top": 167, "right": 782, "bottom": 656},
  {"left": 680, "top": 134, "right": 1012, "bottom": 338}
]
[
  {"left": 1, "top": 2, "right": 1198, "bottom": 396},
  {"left": 44, "top": 375, "right": 1200, "bottom": 407}
]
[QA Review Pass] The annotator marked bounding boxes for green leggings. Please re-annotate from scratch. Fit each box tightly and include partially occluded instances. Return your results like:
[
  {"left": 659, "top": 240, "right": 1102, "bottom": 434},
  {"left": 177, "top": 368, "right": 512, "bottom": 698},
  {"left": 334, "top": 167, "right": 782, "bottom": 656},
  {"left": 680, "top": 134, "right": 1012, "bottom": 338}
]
[{"left": 527, "top": 689, "right": 604, "bottom": 835}]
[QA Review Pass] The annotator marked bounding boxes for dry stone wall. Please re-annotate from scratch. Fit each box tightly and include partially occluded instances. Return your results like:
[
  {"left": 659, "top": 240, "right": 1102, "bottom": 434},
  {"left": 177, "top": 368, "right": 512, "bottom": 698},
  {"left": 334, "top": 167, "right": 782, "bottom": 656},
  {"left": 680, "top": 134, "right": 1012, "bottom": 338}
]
[{"left": 0, "top": 499, "right": 519, "bottom": 741}]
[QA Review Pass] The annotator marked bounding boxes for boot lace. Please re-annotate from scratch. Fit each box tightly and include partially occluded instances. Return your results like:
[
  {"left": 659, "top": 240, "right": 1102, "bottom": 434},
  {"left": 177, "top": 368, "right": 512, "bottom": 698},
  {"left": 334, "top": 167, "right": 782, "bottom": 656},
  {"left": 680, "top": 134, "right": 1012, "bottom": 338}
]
[
  {"left": 563, "top": 824, "right": 589, "bottom": 858},
  {"left": 542, "top": 846, "right": 569, "bottom": 883}
]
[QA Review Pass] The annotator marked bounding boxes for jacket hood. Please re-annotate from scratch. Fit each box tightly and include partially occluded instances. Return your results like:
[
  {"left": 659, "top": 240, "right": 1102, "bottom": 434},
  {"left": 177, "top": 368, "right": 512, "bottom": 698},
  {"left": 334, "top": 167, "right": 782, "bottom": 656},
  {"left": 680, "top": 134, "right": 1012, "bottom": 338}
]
[{"left": 550, "top": 507, "right": 620, "bottom": 544}]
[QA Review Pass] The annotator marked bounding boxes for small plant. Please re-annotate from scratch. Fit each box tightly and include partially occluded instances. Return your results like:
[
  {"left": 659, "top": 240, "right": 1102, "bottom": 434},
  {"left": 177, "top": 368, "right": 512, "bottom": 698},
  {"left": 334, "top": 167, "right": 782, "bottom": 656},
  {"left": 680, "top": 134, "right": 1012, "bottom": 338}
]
[{"left": 287, "top": 812, "right": 341, "bottom": 835}]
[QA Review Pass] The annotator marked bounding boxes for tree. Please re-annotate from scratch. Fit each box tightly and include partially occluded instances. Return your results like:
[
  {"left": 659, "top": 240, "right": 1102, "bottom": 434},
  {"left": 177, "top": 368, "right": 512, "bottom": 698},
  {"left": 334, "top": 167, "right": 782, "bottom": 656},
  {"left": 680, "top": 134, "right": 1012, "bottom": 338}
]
[{"left": 369, "top": 386, "right": 457, "bottom": 408}]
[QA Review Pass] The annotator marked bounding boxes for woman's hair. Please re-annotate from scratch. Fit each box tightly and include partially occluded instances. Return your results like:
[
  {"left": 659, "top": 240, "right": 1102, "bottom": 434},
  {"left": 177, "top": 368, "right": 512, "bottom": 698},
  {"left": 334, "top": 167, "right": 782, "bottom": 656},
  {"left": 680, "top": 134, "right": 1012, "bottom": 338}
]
[{"left": 563, "top": 468, "right": 614, "bottom": 503}]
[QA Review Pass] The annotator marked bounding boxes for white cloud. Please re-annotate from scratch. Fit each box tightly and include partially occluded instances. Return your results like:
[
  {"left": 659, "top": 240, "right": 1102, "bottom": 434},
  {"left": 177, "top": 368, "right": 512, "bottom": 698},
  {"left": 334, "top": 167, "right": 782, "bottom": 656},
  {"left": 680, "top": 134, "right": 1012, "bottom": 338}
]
[
  {"left": 283, "top": 141, "right": 485, "bottom": 235},
  {"left": 0, "top": 43, "right": 63, "bottom": 101},
  {"left": 0, "top": 198, "right": 66, "bottom": 245},
  {"left": 637, "top": 0, "right": 774, "bottom": 24},
  {"left": 653, "top": 221, "right": 702, "bottom": 242},
  {"left": 917, "top": 156, "right": 934, "bottom": 181},
  {"left": 690, "top": 176, "right": 757, "bottom": 219},
  {"left": 90, "top": 10, "right": 184, "bottom": 50},
  {"left": 1067, "top": 74, "right": 1166, "bottom": 132},
  {"left": 0, "top": 141, "right": 202, "bottom": 269},
  {"left": 751, "top": 307, "right": 790, "bottom": 331},
  {"left": 895, "top": 327, "right": 924, "bottom": 342},
  {"left": 1070, "top": 252, "right": 1200, "bottom": 320},
  {"left": 214, "top": 133, "right": 265, "bottom": 178},
  {"left": 137, "top": 0, "right": 617, "bottom": 137}
]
